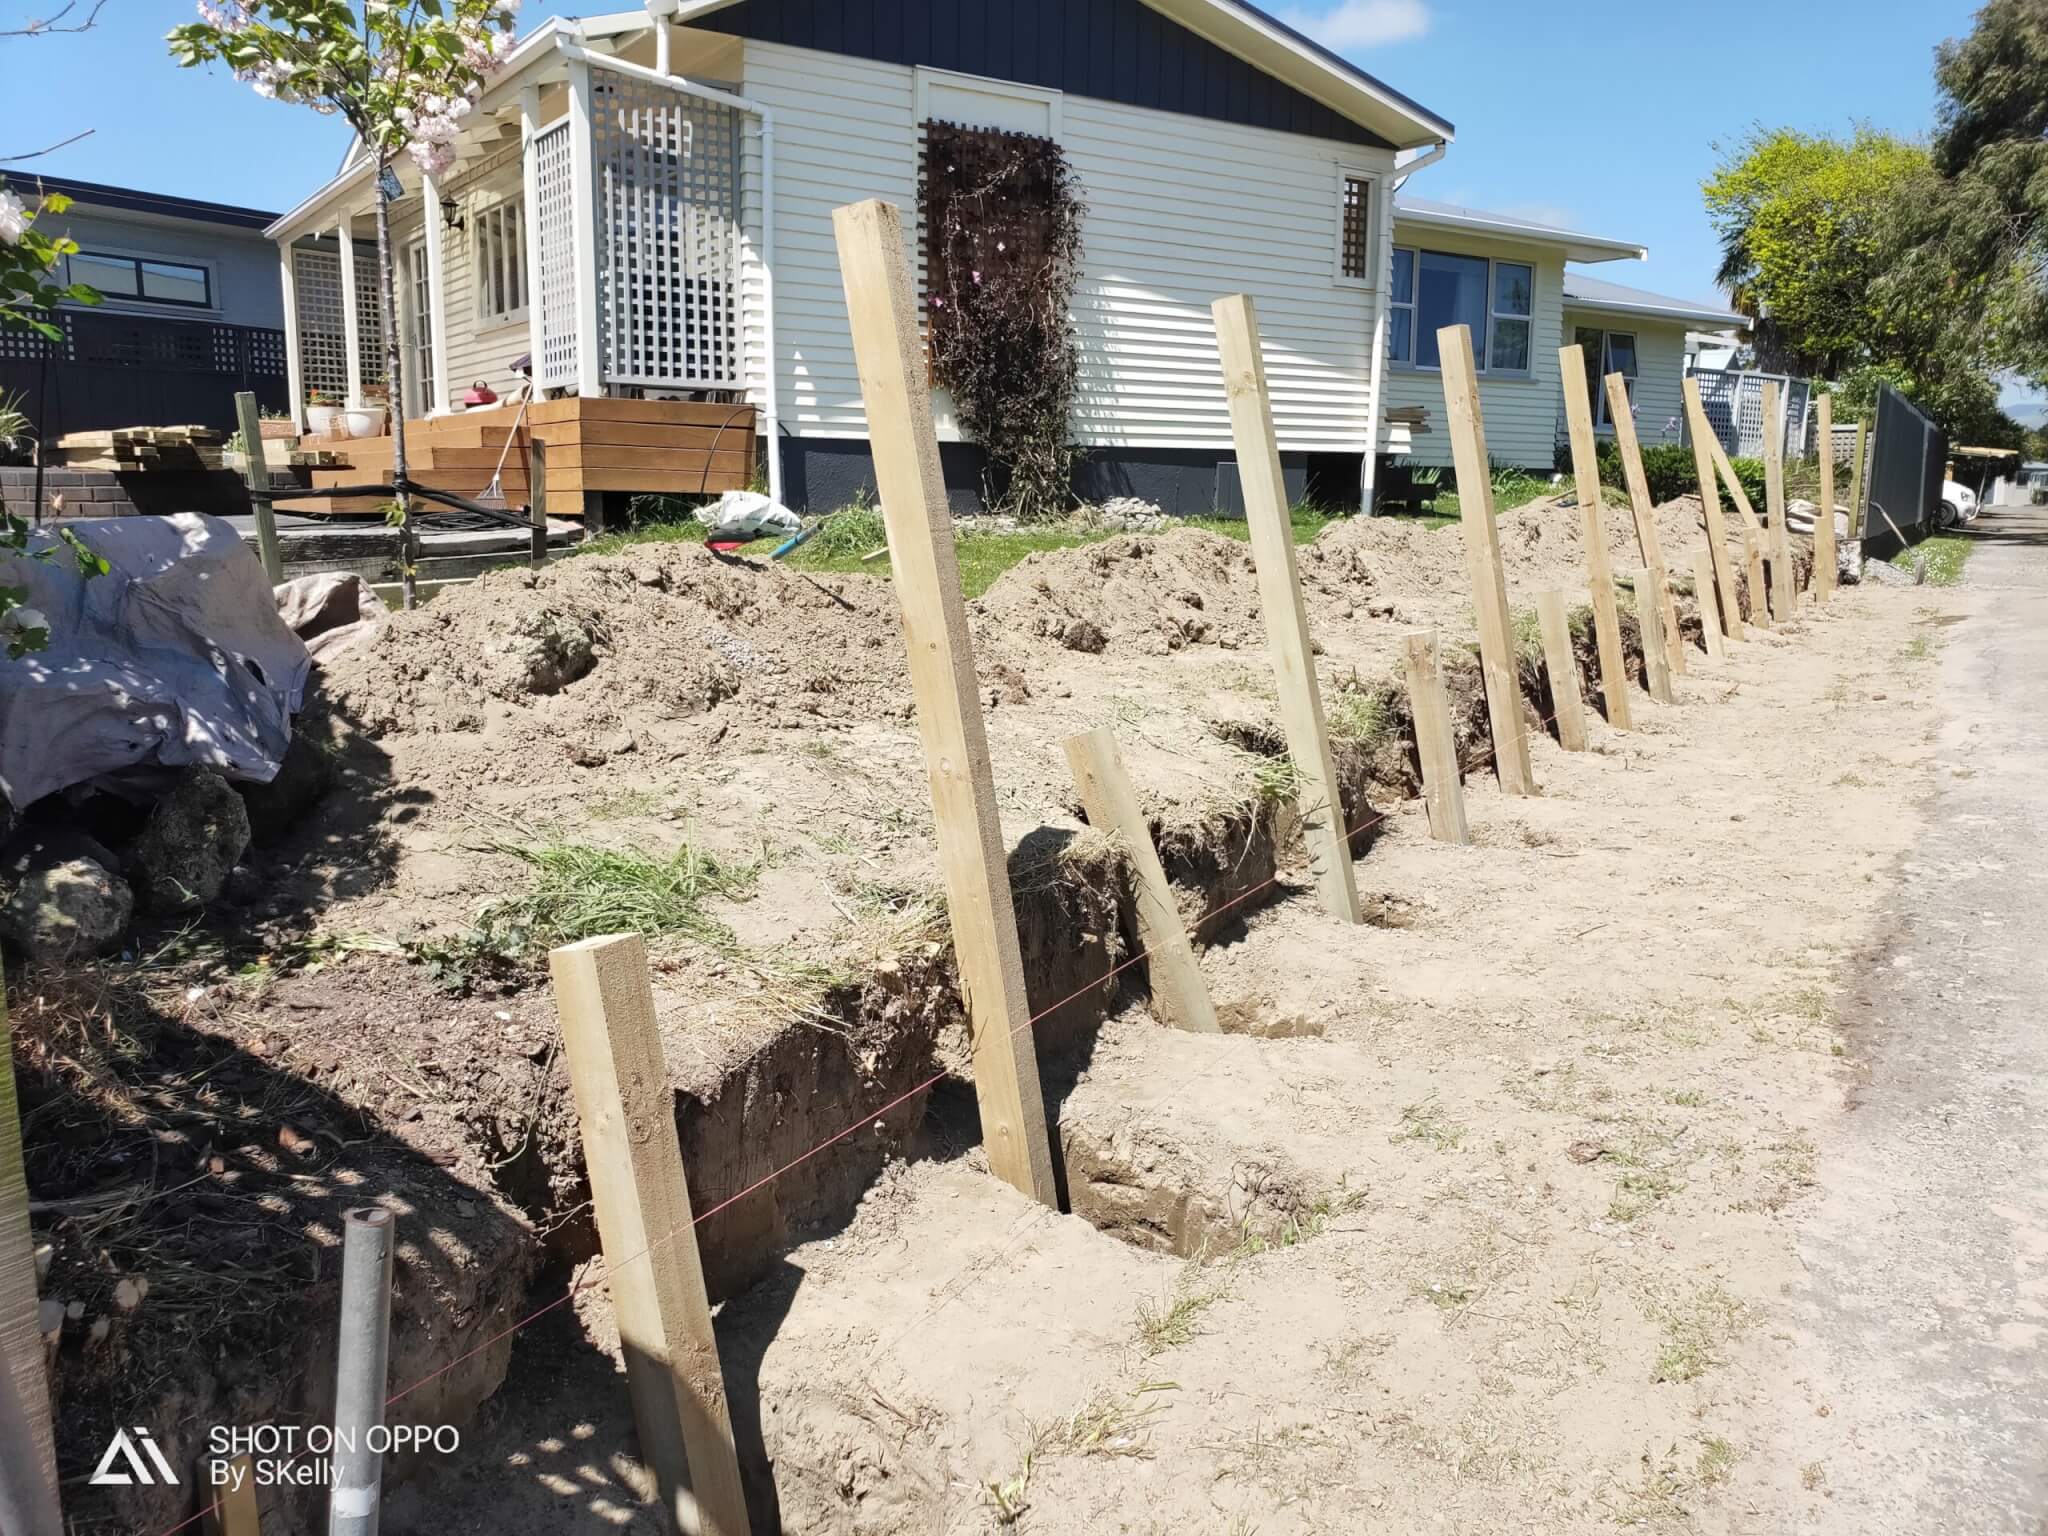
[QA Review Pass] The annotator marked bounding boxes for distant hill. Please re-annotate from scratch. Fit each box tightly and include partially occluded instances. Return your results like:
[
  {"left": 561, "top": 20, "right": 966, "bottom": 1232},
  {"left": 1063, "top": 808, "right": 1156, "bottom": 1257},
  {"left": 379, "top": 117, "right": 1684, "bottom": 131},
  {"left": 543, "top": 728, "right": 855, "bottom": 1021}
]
[{"left": 2006, "top": 399, "right": 2048, "bottom": 429}]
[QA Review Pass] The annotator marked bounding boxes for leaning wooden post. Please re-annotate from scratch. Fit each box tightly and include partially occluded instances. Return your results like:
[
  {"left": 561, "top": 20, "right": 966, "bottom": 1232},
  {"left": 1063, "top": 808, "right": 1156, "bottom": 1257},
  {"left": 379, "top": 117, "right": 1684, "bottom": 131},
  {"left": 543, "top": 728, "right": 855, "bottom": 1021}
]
[
  {"left": 1603, "top": 374, "right": 1684, "bottom": 675},
  {"left": 204, "top": 1454, "right": 262, "bottom": 1536},
  {"left": 1813, "top": 393, "right": 1838, "bottom": 603},
  {"left": 1438, "top": 326, "right": 1537, "bottom": 793},
  {"left": 1400, "top": 631, "right": 1471, "bottom": 843},
  {"left": 1699, "top": 416, "right": 1772, "bottom": 629},
  {"left": 833, "top": 199, "right": 1059, "bottom": 1203},
  {"left": 1557, "top": 345, "right": 1632, "bottom": 730},
  {"left": 527, "top": 435, "right": 548, "bottom": 570},
  {"left": 1681, "top": 377, "right": 1745, "bottom": 642},
  {"left": 1063, "top": 729, "right": 1219, "bottom": 1031},
  {"left": 551, "top": 935, "right": 752, "bottom": 1536},
  {"left": 1690, "top": 550, "right": 1728, "bottom": 659},
  {"left": 1533, "top": 590, "right": 1588, "bottom": 751},
  {"left": 233, "top": 390, "right": 285, "bottom": 585},
  {"left": 1632, "top": 572, "right": 1676, "bottom": 704},
  {"left": 0, "top": 977, "right": 60, "bottom": 1536},
  {"left": 1762, "top": 379, "right": 1795, "bottom": 620},
  {"left": 1212, "top": 293, "right": 1365, "bottom": 920},
  {"left": 1848, "top": 418, "right": 1869, "bottom": 541}
]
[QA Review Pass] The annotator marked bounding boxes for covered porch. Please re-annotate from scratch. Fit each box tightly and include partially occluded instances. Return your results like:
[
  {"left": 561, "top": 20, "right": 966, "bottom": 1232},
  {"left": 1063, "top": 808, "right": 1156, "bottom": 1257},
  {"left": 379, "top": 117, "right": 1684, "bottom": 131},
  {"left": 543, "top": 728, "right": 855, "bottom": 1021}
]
[{"left": 265, "top": 14, "right": 776, "bottom": 505}]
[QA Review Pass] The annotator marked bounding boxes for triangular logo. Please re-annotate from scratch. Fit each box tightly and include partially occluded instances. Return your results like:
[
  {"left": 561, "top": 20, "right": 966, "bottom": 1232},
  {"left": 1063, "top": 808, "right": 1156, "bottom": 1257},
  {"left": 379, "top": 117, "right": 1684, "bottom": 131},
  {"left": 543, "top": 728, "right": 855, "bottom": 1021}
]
[{"left": 89, "top": 1427, "right": 179, "bottom": 1487}]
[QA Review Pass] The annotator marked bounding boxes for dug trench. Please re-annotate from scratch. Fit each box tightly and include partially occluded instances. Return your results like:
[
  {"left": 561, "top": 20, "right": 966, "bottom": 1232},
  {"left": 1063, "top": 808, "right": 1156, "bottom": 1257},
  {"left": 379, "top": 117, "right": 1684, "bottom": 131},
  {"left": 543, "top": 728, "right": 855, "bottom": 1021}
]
[{"left": 26, "top": 491, "right": 1806, "bottom": 1533}]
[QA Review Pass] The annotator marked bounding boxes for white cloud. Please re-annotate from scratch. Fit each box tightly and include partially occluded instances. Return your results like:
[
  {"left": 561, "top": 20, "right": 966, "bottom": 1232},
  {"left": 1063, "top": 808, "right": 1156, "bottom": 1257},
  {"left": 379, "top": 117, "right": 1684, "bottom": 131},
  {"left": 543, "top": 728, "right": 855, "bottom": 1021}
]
[{"left": 1276, "top": 0, "right": 1430, "bottom": 50}]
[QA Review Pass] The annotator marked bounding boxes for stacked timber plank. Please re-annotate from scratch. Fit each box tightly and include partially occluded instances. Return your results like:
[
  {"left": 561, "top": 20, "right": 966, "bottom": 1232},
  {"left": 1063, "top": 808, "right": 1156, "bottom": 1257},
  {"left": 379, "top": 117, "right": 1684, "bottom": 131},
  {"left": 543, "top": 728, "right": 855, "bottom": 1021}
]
[
  {"left": 288, "top": 397, "right": 757, "bottom": 518},
  {"left": 52, "top": 425, "right": 229, "bottom": 472}
]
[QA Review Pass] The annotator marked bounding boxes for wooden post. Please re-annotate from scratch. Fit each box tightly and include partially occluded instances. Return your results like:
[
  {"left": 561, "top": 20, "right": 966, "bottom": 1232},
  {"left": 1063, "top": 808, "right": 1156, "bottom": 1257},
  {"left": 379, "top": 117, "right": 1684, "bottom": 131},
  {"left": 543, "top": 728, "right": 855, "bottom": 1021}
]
[
  {"left": 527, "top": 435, "right": 548, "bottom": 570},
  {"left": 1762, "top": 379, "right": 1795, "bottom": 621},
  {"left": 1814, "top": 394, "right": 1838, "bottom": 603},
  {"left": 550, "top": 934, "right": 751, "bottom": 1536},
  {"left": 1603, "top": 374, "right": 1685, "bottom": 675},
  {"left": 233, "top": 391, "right": 285, "bottom": 586},
  {"left": 204, "top": 1455, "right": 261, "bottom": 1536},
  {"left": 1437, "top": 326, "right": 1537, "bottom": 793},
  {"left": 1062, "top": 729, "right": 1219, "bottom": 1031},
  {"left": 1849, "top": 418, "right": 1869, "bottom": 541},
  {"left": 1682, "top": 378, "right": 1745, "bottom": 642},
  {"left": 832, "top": 199, "right": 1059, "bottom": 1204},
  {"left": 1707, "top": 430, "right": 1766, "bottom": 543},
  {"left": 1691, "top": 549, "right": 1728, "bottom": 659},
  {"left": 1400, "top": 631, "right": 1471, "bottom": 842},
  {"left": 0, "top": 978, "right": 60, "bottom": 1536},
  {"left": 1532, "top": 591, "right": 1588, "bottom": 752},
  {"left": 1633, "top": 572, "right": 1676, "bottom": 704},
  {"left": 1212, "top": 293, "right": 1365, "bottom": 917},
  {"left": 1557, "top": 345, "right": 1632, "bottom": 730}
]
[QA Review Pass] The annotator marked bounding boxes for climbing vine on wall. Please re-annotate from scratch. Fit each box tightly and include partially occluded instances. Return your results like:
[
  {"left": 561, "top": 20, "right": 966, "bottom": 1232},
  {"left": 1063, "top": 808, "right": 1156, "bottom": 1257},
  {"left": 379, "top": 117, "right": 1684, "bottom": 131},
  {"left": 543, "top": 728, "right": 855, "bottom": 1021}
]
[{"left": 920, "top": 120, "right": 1085, "bottom": 521}]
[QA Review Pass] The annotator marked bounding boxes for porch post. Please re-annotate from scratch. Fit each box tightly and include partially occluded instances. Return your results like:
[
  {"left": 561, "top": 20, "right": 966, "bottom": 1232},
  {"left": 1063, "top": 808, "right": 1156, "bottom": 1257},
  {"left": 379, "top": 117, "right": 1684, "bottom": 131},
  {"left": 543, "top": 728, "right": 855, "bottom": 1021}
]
[
  {"left": 279, "top": 241, "right": 305, "bottom": 431},
  {"left": 1360, "top": 171, "right": 1395, "bottom": 515},
  {"left": 336, "top": 220, "right": 364, "bottom": 409},
  {"left": 520, "top": 84, "right": 547, "bottom": 396},
  {"left": 422, "top": 173, "right": 454, "bottom": 415},
  {"left": 567, "top": 57, "right": 605, "bottom": 397}
]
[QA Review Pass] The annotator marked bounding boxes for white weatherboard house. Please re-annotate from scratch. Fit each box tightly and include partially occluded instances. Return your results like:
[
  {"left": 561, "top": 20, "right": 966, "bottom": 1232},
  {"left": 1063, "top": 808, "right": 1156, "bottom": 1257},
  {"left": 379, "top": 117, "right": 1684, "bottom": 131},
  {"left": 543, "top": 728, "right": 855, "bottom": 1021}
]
[{"left": 265, "top": 0, "right": 1740, "bottom": 517}]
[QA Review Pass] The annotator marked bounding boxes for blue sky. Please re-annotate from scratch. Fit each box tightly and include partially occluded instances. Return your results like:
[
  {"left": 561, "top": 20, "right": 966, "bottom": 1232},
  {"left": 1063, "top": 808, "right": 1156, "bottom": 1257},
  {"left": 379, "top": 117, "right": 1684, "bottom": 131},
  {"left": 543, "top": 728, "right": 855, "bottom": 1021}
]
[{"left": 2, "top": 0, "right": 1982, "bottom": 308}]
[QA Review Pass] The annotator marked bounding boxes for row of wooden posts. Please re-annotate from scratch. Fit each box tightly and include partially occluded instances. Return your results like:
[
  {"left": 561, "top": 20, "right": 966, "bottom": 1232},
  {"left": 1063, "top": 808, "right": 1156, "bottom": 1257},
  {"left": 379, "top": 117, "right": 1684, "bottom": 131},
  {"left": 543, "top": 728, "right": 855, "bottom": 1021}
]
[
  {"left": 0, "top": 197, "right": 1847, "bottom": 1536},
  {"left": 515, "top": 202, "right": 1855, "bottom": 1535}
]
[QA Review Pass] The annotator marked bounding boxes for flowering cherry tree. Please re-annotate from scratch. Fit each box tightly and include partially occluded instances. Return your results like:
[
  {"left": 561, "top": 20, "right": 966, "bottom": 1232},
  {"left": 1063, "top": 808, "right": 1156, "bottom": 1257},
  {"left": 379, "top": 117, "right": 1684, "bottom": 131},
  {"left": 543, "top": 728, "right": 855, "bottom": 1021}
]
[{"left": 169, "top": 0, "right": 520, "bottom": 607}]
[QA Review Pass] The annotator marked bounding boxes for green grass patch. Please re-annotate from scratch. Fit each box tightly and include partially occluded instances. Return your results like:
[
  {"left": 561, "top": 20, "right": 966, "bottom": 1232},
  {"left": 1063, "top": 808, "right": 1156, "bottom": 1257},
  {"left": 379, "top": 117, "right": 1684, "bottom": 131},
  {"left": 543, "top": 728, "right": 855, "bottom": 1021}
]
[
  {"left": 1893, "top": 532, "right": 1975, "bottom": 587},
  {"left": 572, "top": 499, "right": 1346, "bottom": 598},
  {"left": 496, "top": 838, "right": 757, "bottom": 951}
]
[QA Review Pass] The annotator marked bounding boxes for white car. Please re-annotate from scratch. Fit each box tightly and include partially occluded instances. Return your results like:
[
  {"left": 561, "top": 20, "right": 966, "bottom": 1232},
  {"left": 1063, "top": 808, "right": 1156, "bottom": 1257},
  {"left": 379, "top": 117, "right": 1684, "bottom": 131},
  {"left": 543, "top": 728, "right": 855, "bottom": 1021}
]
[{"left": 1940, "top": 479, "right": 1979, "bottom": 527}]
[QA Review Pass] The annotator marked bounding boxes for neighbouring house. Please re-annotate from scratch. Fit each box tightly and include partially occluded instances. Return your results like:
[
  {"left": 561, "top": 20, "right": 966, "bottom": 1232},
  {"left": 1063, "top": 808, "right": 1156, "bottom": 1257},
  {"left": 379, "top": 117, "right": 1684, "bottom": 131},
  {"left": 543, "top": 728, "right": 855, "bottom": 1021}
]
[
  {"left": 0, "top": 175, "right": 290, "bottom": 439},
  {"left": 260, "top": 0, "right": 1740, "bottom": 522},
  {"left": 1379, "top": 198, "right": 1747, "bottom": 476}
]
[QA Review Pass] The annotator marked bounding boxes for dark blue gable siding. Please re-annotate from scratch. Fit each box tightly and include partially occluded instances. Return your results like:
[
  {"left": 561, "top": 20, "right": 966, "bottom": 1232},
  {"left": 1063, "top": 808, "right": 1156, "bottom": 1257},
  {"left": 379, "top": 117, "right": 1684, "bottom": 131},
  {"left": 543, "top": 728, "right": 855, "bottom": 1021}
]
[{"left": 702, "top": 0, "right": 1393, "bottom": 148}]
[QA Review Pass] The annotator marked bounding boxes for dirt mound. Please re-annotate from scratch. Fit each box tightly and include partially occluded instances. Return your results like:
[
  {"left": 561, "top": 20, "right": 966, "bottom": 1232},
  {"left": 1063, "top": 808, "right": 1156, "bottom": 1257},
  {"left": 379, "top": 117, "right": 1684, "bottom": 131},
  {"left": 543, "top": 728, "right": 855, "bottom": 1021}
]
[
  {"left": 321, "top": 542, "right": 914, "bottom": 749},
  {"left": 973, "top": 531, "right": 1264, "bottom": 656}
]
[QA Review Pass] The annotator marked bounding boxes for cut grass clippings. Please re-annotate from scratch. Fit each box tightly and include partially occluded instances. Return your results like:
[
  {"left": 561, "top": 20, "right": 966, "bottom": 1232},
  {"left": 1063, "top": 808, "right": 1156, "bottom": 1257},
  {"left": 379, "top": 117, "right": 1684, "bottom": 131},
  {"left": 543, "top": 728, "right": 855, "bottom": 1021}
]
[{"left": 490, "top": 837, "right": 758, "bottom": 952}]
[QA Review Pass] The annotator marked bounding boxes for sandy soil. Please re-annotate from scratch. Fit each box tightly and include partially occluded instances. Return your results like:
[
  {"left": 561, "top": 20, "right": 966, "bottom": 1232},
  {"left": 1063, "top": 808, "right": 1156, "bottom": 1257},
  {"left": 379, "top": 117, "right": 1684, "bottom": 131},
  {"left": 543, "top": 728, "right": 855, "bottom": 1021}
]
[{"left": 370, "top": 574, "right": 1952, "bottom": 1535}]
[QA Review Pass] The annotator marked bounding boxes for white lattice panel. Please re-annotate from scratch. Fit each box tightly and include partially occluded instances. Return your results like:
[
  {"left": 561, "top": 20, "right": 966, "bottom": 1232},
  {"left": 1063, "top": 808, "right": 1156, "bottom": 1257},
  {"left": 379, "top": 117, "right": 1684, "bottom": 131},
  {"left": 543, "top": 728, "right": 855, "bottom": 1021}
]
[
  {"left": 354, "top": 247, "right": 386, "bottom": 387},
  {"left": 535, "top": 120, "right": 579, "bottom": 389},
  {"left": 591, "top": 69, "right": 741, "bottom": 390},
  {"left": 294, "top": 247, "right": 347, "bottom": 402},
  {"left": 1690, "top": 369, "right": 1811, "bottom": 460}
]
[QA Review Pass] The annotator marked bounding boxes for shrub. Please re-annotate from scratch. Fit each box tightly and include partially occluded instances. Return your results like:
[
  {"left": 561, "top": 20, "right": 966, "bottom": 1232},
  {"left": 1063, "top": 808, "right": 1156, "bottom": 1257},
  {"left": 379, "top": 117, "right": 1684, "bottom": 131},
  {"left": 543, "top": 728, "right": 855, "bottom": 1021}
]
[
  {"left": 1726, "top": 456, "right": 1769, "bottom": 510},
  {"left": 1638, "top": 443, "right": 1698, "bottom": 503}
]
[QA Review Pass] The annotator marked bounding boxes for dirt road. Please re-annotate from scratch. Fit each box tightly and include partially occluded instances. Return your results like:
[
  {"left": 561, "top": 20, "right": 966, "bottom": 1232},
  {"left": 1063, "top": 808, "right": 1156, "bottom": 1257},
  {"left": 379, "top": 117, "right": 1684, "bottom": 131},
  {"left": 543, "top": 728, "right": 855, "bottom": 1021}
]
[{"left": 1761, "top": 506, "right": 2048, "bottom": 1531}]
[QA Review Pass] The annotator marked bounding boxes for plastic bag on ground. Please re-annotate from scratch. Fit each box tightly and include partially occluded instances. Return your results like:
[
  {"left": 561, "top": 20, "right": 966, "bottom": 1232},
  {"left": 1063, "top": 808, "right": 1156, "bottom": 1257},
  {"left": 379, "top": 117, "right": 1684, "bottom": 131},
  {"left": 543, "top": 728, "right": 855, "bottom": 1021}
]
[{"left": 693, "top": 490, "right": 803, "bottom": 542}]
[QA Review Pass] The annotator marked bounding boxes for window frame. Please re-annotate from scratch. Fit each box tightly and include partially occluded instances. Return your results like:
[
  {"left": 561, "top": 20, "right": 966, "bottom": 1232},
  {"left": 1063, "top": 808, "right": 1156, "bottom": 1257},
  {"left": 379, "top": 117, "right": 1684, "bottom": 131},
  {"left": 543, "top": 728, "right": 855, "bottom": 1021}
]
[
  {"left": 1333, "top": 165, "right": 1380, "bottom": 288},
  {"left": 66, "top": 248, "right": 215, "bottom": 312},
  {"left": 1576, "top": 325, "right": 1640, "bottom": 429},
  {"left": 471, "top": 197, "right": 528, "bottom": 328},
  {"left": 1384, "top": 245, "right": 1538, "bottom": 378}
]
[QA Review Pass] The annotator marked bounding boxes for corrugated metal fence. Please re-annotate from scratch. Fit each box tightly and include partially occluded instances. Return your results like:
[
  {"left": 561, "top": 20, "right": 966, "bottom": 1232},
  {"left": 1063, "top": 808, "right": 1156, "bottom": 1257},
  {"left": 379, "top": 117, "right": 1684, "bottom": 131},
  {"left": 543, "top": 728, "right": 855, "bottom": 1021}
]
[{"left": 1863, "top": 382, "right": 1944, "bottom": 553}]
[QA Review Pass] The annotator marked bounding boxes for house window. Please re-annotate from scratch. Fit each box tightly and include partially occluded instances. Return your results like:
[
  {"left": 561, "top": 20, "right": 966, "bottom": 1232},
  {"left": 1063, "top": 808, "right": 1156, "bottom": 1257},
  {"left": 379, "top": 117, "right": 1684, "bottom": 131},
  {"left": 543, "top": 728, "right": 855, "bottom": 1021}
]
[
  {"left": 473, "top": 200, "right": 526, "bottom": 322},
  {"left": 1490, "top": 262, "right": 1533, "bottom": 372},
  {"left": 1576, "top": 326, "right": 1639, "bottom": 427},
  {"left": 68, "top": 250, "right": 212, "bottom": 309},
  {"left": 1386, "top": 248, "right": 1536, "bottom": 376},
  {"left": 1339, "top": 175, "right": 1372, "bottom": 280}
]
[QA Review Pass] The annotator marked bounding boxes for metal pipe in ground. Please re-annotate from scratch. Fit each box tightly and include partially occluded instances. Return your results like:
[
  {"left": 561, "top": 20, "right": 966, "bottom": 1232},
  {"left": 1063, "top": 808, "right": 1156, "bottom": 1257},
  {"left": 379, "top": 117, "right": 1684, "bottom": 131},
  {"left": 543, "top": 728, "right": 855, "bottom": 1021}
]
[{"left": 329, "top": 1206, "right": 395, "bottom": 1536}]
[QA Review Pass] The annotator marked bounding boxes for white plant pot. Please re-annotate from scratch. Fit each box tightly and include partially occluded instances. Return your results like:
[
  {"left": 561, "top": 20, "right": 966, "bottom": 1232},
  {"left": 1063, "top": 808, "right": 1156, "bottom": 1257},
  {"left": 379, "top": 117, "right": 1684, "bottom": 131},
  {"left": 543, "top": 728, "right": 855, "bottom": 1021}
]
[
  {"left": 343, "top": 407, "right": 387, "bottom": 439},
  {"left": 306, "top": 403, "right": 341, "bottom": 438}
]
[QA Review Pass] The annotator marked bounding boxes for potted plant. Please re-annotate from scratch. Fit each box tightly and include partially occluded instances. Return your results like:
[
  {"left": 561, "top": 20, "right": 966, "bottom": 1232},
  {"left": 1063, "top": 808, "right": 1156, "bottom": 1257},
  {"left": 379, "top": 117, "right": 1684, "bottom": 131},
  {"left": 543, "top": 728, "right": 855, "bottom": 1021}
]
[
  {"left": 306, "top": 388, "right": 342, "bottom": 438},
  {"left": 343, "top": 383, "right": 389, "bottom": 439},
  {"left": 258, "top": 408, "right": 298, "bottom": 442}
]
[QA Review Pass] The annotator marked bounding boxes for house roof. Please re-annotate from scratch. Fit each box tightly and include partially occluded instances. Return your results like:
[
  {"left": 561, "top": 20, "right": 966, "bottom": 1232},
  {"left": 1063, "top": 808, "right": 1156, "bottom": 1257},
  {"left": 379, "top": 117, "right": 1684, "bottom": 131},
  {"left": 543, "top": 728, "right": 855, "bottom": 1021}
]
[
  {"left": 669, "top": 0, "right": 1455, "bottom": 149},
  {"left": 1393, "top": 196, "right": 1645, "bottom": 264},
  {"left": 18, "top": 174, "right": 277, "bottom": 231},
  {"left": 1561, "top": 272, "right": 1746, "bottom": 331}
]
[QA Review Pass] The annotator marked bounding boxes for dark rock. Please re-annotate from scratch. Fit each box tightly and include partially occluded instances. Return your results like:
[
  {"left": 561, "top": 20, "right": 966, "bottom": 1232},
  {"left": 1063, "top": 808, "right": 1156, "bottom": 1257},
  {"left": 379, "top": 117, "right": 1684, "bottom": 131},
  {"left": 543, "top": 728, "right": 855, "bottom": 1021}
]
[
  {"left": 1061, "top": 618, "right": 1108, "bottom": 654},
  {"left": 221, "top": 865, "right": 265, "bottom": 907},
  {"left": 133, "top": 769, "right": 251, "bottom": 913},
  {"left": 0, "top": 856, "right": 132, "bottom": 959},
  {"left": 237, "top": 731, "right": 337, "bottom": 846}
]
